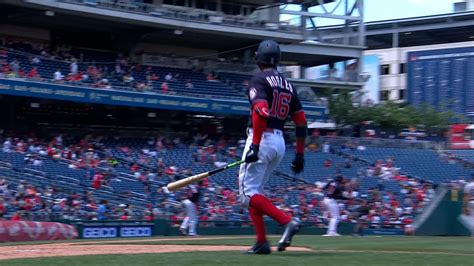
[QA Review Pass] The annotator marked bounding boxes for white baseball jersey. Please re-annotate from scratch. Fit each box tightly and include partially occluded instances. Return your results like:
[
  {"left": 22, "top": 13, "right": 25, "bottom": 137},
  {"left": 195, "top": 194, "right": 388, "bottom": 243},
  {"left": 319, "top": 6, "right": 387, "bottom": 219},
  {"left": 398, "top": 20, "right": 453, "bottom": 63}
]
[
  {"left": 464, "top": 181, "right": 474, "bottom": 218},
  {"left": 464, "top": 181, "right": 474, "bottom": 201}
]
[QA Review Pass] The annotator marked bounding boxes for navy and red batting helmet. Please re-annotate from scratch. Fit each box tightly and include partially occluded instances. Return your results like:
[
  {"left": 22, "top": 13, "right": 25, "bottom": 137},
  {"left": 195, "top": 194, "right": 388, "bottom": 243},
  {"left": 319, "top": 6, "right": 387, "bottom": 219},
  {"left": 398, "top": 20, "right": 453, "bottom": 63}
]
[{"left": 255, "top": 40, "right": 281, "bottom": 66}]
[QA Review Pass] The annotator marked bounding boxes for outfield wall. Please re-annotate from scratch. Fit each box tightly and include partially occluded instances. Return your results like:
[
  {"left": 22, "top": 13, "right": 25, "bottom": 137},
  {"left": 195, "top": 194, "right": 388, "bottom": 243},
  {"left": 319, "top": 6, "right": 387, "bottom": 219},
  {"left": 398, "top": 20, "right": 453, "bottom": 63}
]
[
  {"left": 0, "top": 221, "right": 78, "bottom": 242},
  {"left": 62, "top": 220, "right": 366, "bottom": 239},
  {"left": 414, "top": 189, "right": 471, "bottom": 236}
]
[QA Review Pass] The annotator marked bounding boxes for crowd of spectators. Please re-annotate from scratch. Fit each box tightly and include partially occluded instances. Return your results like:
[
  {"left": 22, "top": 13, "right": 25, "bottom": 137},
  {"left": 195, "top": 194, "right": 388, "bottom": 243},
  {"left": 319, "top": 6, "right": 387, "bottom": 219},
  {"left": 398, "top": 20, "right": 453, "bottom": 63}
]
[
  {"left": 0, "top": 38, "right": 228, "bottom": 97},
  {"left": 0, "top": 130, "right": 466, "bottom": 231}
]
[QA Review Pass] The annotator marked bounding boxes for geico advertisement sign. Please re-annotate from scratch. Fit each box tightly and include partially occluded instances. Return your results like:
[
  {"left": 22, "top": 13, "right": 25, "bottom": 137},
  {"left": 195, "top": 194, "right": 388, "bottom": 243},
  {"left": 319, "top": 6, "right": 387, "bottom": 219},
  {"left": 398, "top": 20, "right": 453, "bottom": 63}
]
[
  {"left": 83, "top": 227, "right": 117, "bottom": 238},
  {"left": 120, "top": 227, "right": 152, "bottom": 237},
  {"left": 83, "top": 227, "right": 152, "bottom": 238}
]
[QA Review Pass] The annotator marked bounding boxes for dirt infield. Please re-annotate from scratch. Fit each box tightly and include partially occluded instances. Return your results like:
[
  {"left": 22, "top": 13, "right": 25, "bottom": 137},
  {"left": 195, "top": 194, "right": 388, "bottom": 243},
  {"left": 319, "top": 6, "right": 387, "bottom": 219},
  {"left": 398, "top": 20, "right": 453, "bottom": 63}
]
[{"left": 0, "top": 237, "right": 312, "bottom": 260}]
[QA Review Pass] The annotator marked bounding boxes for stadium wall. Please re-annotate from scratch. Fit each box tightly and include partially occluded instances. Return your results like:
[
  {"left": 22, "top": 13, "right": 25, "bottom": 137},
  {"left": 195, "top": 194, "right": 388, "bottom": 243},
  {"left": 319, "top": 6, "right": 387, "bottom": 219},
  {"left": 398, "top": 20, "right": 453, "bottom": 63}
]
[
  {"left": 0, "top": 24, "right": 50, "bottom": 41},
  {"left": 0, "top": 221, "right": 78, "bottom": 242},
  {"left": 63, "top": 220, "right": 356, "bottom": 239},
  {"left": 414, "top": 189, "right": 471, "bottom": 236}
]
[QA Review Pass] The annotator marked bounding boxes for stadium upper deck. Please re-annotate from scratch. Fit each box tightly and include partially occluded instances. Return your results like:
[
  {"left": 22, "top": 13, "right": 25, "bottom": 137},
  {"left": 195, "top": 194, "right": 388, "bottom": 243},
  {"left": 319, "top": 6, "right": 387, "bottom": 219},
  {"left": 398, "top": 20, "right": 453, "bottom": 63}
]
[{"left": 1, "top": 0, "right": 365, "bottom": 89}]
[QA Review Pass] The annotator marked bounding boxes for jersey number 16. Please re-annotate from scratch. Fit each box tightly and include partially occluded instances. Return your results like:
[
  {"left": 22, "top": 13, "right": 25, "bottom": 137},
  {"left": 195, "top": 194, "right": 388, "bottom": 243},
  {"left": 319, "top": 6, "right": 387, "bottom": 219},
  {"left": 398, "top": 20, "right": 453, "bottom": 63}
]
[{"left": 270, "top": 90, "right": 292, "bottom": 120}]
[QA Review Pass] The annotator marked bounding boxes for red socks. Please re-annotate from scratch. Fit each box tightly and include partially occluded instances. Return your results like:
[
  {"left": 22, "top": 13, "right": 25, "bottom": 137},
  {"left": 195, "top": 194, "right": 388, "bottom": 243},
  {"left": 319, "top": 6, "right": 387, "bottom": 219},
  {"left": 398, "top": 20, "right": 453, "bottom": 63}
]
[
  {"left": 249, "top": 194, "right": 291, "bottom": 226},
  {"left": 249, "top": 207, "right": 266, "bottom": 243}
]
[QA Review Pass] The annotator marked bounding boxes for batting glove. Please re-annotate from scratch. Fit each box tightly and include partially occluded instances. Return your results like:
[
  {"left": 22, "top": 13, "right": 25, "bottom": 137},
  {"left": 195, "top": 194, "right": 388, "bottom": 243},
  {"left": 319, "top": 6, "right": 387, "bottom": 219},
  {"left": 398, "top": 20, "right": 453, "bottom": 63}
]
[
  {"left": 245, "top": 144, "right": 259, "bottom": 163},
  {"left": 291, "top": 154, "right": 304, "bottom": 174}
]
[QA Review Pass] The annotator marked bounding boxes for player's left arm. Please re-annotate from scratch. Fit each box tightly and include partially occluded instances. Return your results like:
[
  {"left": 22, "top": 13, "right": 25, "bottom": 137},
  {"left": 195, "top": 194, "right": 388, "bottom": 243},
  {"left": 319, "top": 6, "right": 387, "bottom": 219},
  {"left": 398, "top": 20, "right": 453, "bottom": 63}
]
[
  {"left": 289, "top": 91, "right": 307, "bottom": 173},
  {"left": 245, "top": 77, "right": 269, "bottom": 163}
]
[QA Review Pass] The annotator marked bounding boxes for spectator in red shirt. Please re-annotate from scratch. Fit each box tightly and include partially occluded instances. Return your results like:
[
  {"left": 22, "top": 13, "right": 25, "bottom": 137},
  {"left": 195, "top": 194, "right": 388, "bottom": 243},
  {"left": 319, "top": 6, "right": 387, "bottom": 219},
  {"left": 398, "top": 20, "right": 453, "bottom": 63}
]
[
  {"left": 11, "top": 212, "right": 21, "bottom": 221},
  {"left": 324, "top": 159, "right": 332, "bottom": 168},
  {"left": 144, "top": 211, "right": 154, "bottom": 221},
  {"left": 120, "top": 213, "right": 130, "bottom": 220},
  {"left": 130, "top": 163, "right": 139, "bottom": 172},
  {"left": 47, "top": 146, "right": 55, "bottom": 157},
  {"left": 27, "top": 67, "right": 39, "bottom": 79},
  {"left": 18, "top": 68, "right": 25, "bottom": 77},
  {"left": 2, "top": 64, "right": 10, "bottom": 74},
  {"left": 0, "top": 198, "right": 5, "bottom": 217},
  {"left": 161, "top": 82, "right": 169, "bottom": 93},
  {"left": 92, "top": 172, "right": 104, "bottom": 189},
  {"left": 165, "top": 166, "right": 177, "bottom": 176}
]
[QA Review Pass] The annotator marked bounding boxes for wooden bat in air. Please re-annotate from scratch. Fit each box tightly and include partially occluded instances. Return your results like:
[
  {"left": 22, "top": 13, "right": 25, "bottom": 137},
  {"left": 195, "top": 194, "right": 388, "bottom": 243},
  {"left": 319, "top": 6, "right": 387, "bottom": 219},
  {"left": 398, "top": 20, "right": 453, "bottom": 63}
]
[{"left": 166, "top": 160, "right": 244, "bottom": 191}]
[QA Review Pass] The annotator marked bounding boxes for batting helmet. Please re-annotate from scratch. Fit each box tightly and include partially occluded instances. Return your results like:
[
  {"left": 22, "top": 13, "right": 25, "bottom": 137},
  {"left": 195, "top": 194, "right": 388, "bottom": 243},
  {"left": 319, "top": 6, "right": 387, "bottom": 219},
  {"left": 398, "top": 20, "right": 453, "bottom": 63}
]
[{"left": 255, "top": 40, "right": 281, "bottom": 66}]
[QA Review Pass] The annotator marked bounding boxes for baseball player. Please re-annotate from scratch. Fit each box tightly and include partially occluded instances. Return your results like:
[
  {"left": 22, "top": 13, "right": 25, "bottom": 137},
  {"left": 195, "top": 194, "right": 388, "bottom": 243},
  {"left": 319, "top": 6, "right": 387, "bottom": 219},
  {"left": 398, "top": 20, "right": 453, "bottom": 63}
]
[
  {"left": 179, "top": 183, "right": 200, "bottom": 236},
  {"left": 239, "top": 40, "right": 307, "bottom": 254},
  {"left": 351, "top": 198, "right": 371, "bottom": 236},
  {"left": 462, "top": 175, "right": 474, "bottom": 237},
  {"left": 323, "top": 175, "right": 347, "bottom": 236}
]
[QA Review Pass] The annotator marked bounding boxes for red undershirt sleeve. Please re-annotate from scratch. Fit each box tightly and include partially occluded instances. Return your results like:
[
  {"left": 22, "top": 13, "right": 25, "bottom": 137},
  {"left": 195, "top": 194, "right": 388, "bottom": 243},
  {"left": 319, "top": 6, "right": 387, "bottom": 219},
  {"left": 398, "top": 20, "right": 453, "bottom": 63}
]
[{"left": 252, "top": 101, "right": 269, "bottom": 145}]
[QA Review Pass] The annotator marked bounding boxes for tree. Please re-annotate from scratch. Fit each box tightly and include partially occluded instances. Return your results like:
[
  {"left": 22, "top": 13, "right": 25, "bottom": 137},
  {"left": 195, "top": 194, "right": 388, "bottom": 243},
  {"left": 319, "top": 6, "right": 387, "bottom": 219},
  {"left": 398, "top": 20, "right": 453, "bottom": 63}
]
[{"left": 328, "top": 92, "right": 463, "bottom": 135}]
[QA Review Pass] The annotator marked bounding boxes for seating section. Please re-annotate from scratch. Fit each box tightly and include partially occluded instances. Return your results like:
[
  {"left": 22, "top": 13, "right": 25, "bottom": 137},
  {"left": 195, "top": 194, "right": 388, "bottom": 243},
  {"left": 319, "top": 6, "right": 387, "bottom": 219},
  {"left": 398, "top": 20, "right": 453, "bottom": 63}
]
[
  {"left": 217, "top": 72, "right": 250, "bottom": 92},
  {"left": 2, "top": 41, "right": 330, "bottom": 106},
  {"left": 3, "top": 45, "right": 245, "bottom": 99},
  {"left": 448, "top": 150, "right": 474, "bottom": 164},
  {"left": 2, "top": 136, "right": 462, "bottom": 222},
  {"left": 340, "top": 147, "right": 474, "bottom": 183}
]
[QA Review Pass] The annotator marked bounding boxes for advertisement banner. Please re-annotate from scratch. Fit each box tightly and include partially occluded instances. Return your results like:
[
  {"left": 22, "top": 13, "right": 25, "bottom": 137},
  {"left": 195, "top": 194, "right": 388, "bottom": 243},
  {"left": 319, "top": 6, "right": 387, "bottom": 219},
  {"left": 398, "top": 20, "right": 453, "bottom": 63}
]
[
  {"left": 81, "top": 225, "right": 153, "bottom": 239},
  {"left": 0, "top": 221, "right": 78, "bottom": 242},
  {"left": 0, "top": 79, "right": 326, "bottom": 120}
]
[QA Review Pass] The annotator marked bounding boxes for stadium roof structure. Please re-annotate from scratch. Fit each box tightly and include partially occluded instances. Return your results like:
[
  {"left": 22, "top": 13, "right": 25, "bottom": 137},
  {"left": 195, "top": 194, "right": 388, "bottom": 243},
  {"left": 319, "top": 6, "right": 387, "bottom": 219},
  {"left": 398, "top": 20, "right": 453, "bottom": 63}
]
[
  {"left": 2, "top": 0, "right": 363, "bottom": 66},
  {"left": 318, "top": 11, "right": 474, "bottom": 49}
]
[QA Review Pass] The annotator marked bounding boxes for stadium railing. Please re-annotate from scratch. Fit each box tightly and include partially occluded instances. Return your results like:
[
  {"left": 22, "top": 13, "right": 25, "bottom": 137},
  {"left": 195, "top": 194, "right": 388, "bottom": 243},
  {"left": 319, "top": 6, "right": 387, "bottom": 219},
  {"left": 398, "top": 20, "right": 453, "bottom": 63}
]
[
  {"left": 321, "top": 136, "right": 446, "bottom": 150},
  {"left": 0, "top": 76, "right": 243, "bottom": 101}
]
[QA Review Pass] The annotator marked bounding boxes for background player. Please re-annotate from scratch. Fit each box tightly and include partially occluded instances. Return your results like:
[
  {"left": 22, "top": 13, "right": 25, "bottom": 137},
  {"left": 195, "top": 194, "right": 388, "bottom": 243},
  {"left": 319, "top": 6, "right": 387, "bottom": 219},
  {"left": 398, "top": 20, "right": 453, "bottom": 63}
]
[
  {"left": 323, "top": 175, "right": 347, "bottom": 236},
  {"left": 179, "top": 183, "right": 201, "bottom": 236},
  {"left": 238, "top": 40, "right": 307, "bottom": 254},
  {"left": 351, "top": 198, "right": 371, "bottom": 236},
  {"left": 462, "top": 175, "right": 474, "bottom": 237}
]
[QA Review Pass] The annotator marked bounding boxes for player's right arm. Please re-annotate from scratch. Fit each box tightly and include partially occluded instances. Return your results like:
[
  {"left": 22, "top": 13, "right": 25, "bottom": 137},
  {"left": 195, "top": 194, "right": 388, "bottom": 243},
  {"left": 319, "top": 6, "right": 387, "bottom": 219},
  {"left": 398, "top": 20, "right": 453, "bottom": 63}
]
[{"left": 289, "top": 90, "right": 307, "bottom": 174}]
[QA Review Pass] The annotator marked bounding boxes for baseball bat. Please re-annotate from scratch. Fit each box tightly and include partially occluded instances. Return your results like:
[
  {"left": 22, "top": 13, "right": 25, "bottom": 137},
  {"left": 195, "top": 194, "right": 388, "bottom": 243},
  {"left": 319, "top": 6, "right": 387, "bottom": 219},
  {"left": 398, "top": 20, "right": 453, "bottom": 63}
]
[{"left": 166, "top": 160, "right": 244, "bottom": 191}]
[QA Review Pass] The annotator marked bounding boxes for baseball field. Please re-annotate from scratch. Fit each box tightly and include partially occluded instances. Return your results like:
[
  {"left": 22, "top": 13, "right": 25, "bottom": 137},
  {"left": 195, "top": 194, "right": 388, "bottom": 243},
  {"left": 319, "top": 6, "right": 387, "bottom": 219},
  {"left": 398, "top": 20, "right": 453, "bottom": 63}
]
[{"left": 0, "top": 235, "right": 472, "bottom": 266}]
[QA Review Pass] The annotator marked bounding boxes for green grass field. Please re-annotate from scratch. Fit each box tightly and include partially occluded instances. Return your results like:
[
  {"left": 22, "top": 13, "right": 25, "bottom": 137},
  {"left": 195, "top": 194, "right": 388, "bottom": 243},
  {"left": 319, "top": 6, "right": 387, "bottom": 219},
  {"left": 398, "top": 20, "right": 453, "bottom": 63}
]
[{"left": 1, "top": 235, "right": 473, "bottom": 266}]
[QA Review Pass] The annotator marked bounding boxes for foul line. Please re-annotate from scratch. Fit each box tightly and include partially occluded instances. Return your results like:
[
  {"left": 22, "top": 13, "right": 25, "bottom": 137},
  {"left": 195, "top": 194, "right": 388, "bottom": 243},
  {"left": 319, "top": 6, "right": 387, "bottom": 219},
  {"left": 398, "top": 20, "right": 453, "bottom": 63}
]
[{"left": 313, "top": 249, "right": 474, "bottom": 256}]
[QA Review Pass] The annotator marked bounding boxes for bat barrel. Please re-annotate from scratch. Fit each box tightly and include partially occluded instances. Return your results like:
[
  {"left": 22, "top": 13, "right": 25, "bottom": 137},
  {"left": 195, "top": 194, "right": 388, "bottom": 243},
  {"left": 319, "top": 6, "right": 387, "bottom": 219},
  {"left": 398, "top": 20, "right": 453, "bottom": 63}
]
[
  {"left": 166, "top": 172, "right": 209, "bottom": 191},
  {"left": 165, "top": 160, "right": 244, "bottom": 191}
]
